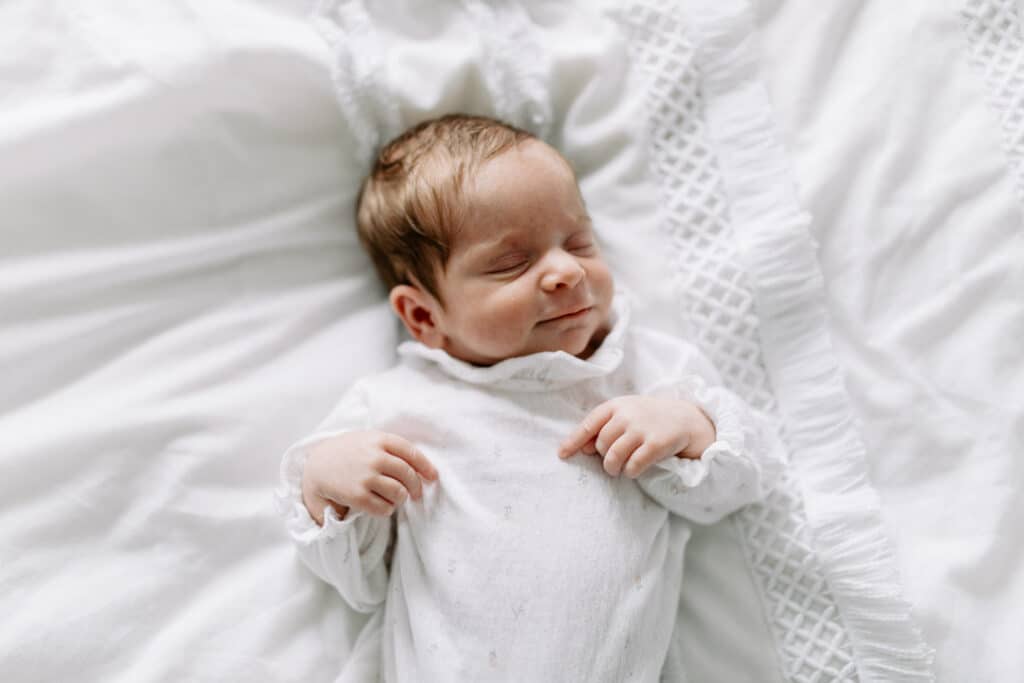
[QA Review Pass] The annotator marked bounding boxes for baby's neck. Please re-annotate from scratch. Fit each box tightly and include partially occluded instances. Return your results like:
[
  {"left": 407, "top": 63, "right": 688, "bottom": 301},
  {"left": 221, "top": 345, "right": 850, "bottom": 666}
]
[
  {"left": 453, "top": 322, "right": 612, "bottom": 367},
  {"left": 577, "top": 320, "right": 612, "bottom": 360}
]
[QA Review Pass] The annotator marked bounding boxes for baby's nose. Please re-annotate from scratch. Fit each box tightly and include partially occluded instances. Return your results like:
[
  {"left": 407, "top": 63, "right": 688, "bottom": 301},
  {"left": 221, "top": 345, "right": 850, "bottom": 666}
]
[{"left": 540, "top": 251, "right": 585, "bottom": 290}]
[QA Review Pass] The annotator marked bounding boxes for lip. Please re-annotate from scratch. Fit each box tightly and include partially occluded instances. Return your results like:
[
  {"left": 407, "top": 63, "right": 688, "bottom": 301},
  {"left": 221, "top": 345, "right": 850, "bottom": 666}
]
[{"left": 541, "top": 305, "right": 594, "bottom": 323}]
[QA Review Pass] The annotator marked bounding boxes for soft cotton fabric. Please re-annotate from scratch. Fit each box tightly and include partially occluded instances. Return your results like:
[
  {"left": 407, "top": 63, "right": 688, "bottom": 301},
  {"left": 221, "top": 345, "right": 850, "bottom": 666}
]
[{"left": 276, "top": 293, "right": 786, "bottom": 682}]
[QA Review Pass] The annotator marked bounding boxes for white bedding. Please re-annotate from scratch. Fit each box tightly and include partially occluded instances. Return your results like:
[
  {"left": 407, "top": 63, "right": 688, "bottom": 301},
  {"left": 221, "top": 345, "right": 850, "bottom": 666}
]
[{"left": 1, "top": 1, "right": 1021, "bottom": 682}]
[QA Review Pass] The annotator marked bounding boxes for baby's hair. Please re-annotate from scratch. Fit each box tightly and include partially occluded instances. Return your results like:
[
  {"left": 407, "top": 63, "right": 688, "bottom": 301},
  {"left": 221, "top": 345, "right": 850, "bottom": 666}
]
[{"left": 356, "top": 113, "right": 535, "bottom": 306}]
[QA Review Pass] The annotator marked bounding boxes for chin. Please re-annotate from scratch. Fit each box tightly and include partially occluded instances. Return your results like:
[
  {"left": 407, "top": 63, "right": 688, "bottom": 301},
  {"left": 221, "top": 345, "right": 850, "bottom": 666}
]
[{"left": 560, "top": 329, "right": 595, "bottom": 356}]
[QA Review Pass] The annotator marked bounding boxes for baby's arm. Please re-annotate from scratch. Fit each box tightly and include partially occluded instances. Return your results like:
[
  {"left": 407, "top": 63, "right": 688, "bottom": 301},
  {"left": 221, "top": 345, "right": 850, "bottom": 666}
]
[
  {"left": 633, "top": 336, "right": 785, "bottom": 523},
  {"left": 303, "top": 430, "right": 438, "bottom": 524},
  {"left": 558, "top": 395, "right": 717, "bottom": 476},
  {"left": 560, "top": 332, "right": 785, "bottom": 523},
  {"left": 632, "top": 378, "right": 785, "bottom": 524},
  {"left": 275, "top": 382, "right": 437, "bottom": 613}
]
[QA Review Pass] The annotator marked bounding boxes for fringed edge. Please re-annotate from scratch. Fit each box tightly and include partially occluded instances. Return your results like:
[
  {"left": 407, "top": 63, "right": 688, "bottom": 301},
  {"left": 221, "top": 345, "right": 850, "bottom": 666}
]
[
  {"left": 310, "top": 0, "right": 401, "bottom": 164},
  {"left": 313, "top": 0, "right": 553, "bottom": 160},
  {"left": 460, "top": 0, "right": 554, "bottom": 139},
  {"left": 687, "top": 1, "right": 936, "bottom": 681}
]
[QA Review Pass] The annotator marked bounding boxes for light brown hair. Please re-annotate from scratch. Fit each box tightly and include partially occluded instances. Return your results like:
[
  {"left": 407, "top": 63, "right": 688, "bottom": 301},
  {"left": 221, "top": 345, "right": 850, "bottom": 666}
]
[{"left": 355, "top": 113, "right": 535, "bottom": 305}]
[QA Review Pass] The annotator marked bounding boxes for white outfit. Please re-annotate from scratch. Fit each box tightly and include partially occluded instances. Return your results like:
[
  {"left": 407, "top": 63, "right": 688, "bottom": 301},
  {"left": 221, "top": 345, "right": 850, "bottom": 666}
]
[{"left": 276, "top": 294, "right": 786, "bottom": 683}]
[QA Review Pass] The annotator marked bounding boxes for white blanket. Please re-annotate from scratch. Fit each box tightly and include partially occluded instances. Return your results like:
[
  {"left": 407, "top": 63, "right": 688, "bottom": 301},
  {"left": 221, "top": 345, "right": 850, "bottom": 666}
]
[{"left": 1, "top": 1, "right": 1021, "bottom": 681}]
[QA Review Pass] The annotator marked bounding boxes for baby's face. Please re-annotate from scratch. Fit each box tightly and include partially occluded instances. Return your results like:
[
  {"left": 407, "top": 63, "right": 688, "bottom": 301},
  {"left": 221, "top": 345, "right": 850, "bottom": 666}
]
[{"left": 430, "top": 140, "right": 614, "bottom": 365}]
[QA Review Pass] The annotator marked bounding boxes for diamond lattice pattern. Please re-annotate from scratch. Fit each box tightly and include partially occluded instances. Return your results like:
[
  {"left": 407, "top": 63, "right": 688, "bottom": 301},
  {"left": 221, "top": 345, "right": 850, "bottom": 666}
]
[
  {"left": 963, "top": 0, "right": 1024, "bottom": 204},
  {"left": 609, "top": 2, "right": 859, "bottom": 681}
]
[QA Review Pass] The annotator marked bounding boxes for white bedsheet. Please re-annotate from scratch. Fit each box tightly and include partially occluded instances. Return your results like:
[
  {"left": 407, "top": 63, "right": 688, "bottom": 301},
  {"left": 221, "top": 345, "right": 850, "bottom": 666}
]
[
  {"left": 1, "top": 3, "right": 390, "bottom": 679},
  {"left": 1, "top": 1, "right": 1020, "bottom": 681}
]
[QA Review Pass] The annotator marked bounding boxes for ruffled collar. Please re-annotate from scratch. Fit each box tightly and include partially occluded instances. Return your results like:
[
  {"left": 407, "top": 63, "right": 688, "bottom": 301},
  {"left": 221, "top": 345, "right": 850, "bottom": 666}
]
[{"left": 397, "top": 291, "right": 631, "bottom": 391}]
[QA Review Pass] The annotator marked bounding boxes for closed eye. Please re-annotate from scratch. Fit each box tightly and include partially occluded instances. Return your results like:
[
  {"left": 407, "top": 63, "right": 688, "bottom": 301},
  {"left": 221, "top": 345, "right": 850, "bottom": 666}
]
[
  {"left": 565, "top": 234, "right": 597, "bottom": 255},
  {"left": 486, "top": 256, "right": 530, "bottom": 275}
]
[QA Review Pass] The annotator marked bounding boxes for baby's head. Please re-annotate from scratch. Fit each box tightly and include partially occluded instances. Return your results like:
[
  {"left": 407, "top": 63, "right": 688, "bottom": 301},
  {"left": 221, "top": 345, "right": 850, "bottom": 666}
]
[{"left": 356, "top": 114, "right": 614, "bottom": 366}]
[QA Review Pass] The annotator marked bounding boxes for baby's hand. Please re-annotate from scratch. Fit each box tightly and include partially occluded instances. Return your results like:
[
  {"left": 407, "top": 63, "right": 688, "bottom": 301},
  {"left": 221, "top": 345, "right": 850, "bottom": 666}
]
[
  {"left": 301, "top": 430, "right": 439, "bottom": 525},
  {"left": 558, "top": 396, "right": 716, "bottom": 478}
]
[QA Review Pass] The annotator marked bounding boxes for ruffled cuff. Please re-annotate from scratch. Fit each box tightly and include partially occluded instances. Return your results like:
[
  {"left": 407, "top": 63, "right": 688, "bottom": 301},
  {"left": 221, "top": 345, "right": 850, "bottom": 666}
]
[
  {"left": 274, "top": 430, "right": 366, "bottom": 545},
  {"left": 639, "top": 374, "right": 781, "bottom": 523},
  {"left": 647, "top": 439, "right": 747, "bottom": 490},
  {"left": 649, "top": 371, "right": 748, "bottom": 476}
]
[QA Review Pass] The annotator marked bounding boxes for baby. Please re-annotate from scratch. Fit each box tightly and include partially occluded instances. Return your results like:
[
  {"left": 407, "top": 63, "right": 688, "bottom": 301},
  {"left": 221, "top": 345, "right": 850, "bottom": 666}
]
[{"left": 276, "top": 114, "right": 785, "bottom": 682}]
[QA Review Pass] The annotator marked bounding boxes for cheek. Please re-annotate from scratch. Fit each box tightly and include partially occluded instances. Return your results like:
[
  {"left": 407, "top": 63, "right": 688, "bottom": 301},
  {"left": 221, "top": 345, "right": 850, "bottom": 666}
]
[
  {"left": 460, "top": 283, "right": 535, "bottom": 340},
  {"left": 588, "top": 260, "right": 615, "bottom": 300}
]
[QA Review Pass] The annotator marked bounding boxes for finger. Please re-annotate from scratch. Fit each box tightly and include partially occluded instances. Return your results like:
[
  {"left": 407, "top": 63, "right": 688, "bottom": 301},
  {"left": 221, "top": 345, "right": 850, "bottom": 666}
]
[
  {"left": 378, "top": 454, "right": 424, "bottom": 500},
  {"left": 381, "top": 433, "right": 439, "bottom": 481},
  {"left": 559, "top": 402, "right": 615, "bottom": 458},
  {"left": 622, "top": 442, "right": 659, "bottom": 479},
  {"left": 369, "top": 474, "right": 410, "bottom": 506},
  {"left": 358, "top": 490, "right": 396, "bottom": 517},
  {"left": 581, "top": 436, "right": 598, "bottom": 455},
  {"left": 594, "top": 417, "right": 628, "bottom": 459},
  {"left": 604, "top": 432, "right": 644, "bottom": 478}
]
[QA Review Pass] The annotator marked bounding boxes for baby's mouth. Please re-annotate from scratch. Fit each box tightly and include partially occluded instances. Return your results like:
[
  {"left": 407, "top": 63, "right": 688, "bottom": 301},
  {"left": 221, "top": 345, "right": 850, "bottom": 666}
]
[{"left": 540, "top": 305, "right": 594, "bottom": 323}]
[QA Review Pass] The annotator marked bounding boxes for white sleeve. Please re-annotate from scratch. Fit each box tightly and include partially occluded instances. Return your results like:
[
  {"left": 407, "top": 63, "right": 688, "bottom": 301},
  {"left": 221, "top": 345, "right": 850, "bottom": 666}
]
[
  {"left": 635, "top": 336, "right": 787, "bottom": 525},
  {"left": 273, "top": 381, "right": 391, "bottom": 613}
]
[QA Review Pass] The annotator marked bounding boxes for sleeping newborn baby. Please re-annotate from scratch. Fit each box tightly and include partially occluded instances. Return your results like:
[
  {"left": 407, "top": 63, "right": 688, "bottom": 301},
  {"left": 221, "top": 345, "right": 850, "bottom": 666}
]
[{"left": 276, "top": 114, "right": 786, "bottom": 682}]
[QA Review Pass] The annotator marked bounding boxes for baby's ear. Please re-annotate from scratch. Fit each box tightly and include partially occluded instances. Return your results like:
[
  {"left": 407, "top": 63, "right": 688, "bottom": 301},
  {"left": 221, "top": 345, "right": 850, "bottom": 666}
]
[{"left": 389, "top": 284, "right": 445, "bottom": 348}]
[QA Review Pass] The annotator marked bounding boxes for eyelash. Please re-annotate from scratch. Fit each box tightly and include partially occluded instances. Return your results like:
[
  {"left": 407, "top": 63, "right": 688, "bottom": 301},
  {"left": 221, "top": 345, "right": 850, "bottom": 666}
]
[
  {"left": 487, "top": 238, "right": 596, "bottom": 275},
  {"left": 490, "top": 261, "right": 528, "bottom": 275}
]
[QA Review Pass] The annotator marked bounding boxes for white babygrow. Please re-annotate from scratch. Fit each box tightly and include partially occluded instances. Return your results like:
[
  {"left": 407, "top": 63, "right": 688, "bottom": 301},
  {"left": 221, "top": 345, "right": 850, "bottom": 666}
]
[{"left": 277, "top": 294, "right": 785, "bottom": 683}]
